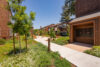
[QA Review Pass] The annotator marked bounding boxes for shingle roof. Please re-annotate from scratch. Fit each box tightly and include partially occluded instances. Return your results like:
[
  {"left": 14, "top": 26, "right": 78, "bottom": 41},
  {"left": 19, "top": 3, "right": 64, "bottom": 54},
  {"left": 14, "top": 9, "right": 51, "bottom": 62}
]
[{"left": 70, "top": 12, "right": 100, "bottom": 23}]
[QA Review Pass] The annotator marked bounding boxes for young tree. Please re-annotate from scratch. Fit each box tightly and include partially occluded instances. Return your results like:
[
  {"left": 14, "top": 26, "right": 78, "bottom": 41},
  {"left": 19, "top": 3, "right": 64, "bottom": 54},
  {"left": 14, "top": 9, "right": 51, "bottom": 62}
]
[
  {"left": 8, "top": 0, "right": 24, "bottom": 54},
  {"left": 8, "top": 0, "right": 35, "bottom": 53},
  {"left": 12, "top": 5, "right": 35, "bottom": 50},
  {"left": 13, "top": 6, "right": 28, "bottom": 52},
  {"left": 23, "top": 12, "right": 35, "bottom": 49},
  {"left": 49, "top": 28, "right": 56, "bottom": 40},
  {"left": 33, "top": 29, "right": 39, "bottom": 35},
  {"left": 39, "top": 30, "right": 43, "bottom": 36},
  {"left": 8, "top": 22, "right": 16, "bottom": 54}
]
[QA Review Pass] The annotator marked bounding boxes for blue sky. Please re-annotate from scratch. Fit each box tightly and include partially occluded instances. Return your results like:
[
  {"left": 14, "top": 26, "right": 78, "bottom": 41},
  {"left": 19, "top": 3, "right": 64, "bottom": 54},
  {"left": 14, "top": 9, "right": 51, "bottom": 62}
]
[{"left": 22, "top": 0, "right": 65, "bottom": 29}]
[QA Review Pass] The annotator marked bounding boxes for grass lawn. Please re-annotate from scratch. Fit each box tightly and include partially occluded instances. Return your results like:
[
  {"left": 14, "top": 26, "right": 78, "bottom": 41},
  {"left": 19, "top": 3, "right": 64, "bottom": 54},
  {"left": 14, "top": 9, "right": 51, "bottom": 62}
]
[
  {"left": 0, "top": 38, "right": 71, "bottom": 67},
  {"left": 52, "top": 36, "right": 69, "bottom": 45},
  {"left": 84, "top": 46, "right": 100, "bottom": 58}
]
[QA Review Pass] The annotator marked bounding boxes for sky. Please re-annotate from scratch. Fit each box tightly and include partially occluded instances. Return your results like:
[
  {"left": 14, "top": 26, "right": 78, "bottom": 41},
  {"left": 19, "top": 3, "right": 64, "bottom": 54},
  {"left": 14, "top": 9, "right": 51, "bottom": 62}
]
[{"left": 22, "top": 0, "right": 65, "bottom": 29}]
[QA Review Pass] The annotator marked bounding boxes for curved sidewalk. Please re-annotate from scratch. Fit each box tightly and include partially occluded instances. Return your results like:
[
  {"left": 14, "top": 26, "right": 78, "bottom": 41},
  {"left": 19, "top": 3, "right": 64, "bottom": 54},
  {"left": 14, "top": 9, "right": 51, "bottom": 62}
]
[{"left": 35, "top": 36, "right": 100, "bottom": 67}]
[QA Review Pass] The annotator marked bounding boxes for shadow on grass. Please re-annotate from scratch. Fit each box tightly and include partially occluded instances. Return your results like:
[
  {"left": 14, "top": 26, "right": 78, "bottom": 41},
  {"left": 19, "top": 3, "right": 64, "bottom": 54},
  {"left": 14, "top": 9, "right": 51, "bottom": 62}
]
[{"left": 7, "top": 48, "right": 28, "bottom": 56}]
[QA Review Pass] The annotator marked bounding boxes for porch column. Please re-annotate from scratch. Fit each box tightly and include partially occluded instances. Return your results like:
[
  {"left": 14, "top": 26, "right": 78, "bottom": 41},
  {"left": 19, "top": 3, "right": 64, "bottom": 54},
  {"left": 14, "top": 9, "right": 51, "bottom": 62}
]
[
  {"left": 70, "top": 24, "right": 74, "bottom": 43},
  {"left": 93, "top": 20, "right": 96, "bottom": 45},
  {"left": 94, "top": 17, "right": 100, "bottom": 45}
]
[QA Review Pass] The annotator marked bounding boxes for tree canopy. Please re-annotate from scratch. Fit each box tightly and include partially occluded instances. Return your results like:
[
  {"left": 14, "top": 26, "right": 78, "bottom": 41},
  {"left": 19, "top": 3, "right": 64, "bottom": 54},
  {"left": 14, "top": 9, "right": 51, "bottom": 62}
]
[{"left": 61, "top": 0, "right": 76, "bottom": 22}]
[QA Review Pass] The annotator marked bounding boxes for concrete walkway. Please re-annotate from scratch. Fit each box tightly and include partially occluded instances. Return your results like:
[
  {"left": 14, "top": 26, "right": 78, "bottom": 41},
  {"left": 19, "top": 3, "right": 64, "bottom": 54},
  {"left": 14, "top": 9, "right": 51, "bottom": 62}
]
[
  {"left": 35, "top": 36, "right": 100, "bottom": 67},
  {"left": 64, "top": 43, "right": 92, "bottom": 52}
]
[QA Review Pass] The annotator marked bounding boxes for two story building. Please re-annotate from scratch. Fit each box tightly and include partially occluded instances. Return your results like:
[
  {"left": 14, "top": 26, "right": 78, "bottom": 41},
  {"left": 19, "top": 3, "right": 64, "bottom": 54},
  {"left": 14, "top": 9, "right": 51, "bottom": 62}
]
[{"left": 0, "top": 0, "right": 12, "bottom": 39}]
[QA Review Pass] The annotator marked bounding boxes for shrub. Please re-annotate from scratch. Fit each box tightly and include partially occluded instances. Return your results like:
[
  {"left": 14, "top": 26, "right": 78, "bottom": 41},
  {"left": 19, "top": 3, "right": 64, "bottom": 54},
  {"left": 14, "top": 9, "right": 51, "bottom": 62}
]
[
  {"left": 84, "top": 46, "right": 100, "bottom": 57},
  {"left": 52, "top": 36, "right": 69, "bottom": 45},
  {"left": 33, "top": 29, "right": 39, "bottom": 35},
  {"left": 49, "top": 28, "right": 56, "bottom": 39},
  {"left": 0, "top": 39, "right": 6, "bottom": 45},
  {"left": 39, "top": 30, "right": 43, "bottom": 36}
]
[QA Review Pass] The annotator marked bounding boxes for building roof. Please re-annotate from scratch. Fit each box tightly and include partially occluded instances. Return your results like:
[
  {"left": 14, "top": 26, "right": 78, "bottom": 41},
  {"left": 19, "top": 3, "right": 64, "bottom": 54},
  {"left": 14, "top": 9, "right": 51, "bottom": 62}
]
[
  {"left": 70, "top": 12, "right": 100, "bottom": 23},
  {"left": 41, "top": 24, "right": 55, "bottom": 29}
]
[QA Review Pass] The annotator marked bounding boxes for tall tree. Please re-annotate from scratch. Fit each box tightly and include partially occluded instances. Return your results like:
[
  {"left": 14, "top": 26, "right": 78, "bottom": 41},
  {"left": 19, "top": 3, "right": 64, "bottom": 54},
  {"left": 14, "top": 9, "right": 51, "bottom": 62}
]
[{"left": 61, "top": 0, "right": 75, "bottom": 22}]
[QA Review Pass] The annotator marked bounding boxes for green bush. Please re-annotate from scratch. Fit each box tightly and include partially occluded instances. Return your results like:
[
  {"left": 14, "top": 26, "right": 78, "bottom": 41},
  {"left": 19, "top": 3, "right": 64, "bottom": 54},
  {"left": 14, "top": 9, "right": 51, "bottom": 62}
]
[
  {"left": 49, "top": 28, "right": 56, "bottom": 38},
  {"left": 33, "top": 29, "right": 39, "bottom": 35},
  {"left": 52, "top": 36, "right": 69, "bottom": 45},
  {"left": 84, "top": 46, "right": 100, "bottom": 57},
  {"left": 0, "top": 39, "right": 6, "bottom": 45}
]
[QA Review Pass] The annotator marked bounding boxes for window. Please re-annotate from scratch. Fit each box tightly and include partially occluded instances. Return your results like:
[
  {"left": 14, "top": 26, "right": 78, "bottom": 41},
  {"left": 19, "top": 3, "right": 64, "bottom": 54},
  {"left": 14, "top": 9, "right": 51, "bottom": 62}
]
[{"left": 76, "top": 28, "right": 93, "bottom": 37}]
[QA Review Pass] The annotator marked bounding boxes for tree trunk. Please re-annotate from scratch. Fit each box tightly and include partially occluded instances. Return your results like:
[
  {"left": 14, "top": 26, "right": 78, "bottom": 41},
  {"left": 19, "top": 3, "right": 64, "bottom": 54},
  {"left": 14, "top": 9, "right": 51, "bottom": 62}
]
[
  {"left": 31, "top": 32, "right": 33, "bottom": 40},
  {"left": 32, "top": 35, "right": 33, "bottom": 40},
  {"left": 25, "top": 34, "right": 28, "bottom": 49},
  {"left": 13, "top": 32, "right": 16, "bottom": 54},
  {"left": 19, "top": 35, "right": 21, "bottom": 53}
]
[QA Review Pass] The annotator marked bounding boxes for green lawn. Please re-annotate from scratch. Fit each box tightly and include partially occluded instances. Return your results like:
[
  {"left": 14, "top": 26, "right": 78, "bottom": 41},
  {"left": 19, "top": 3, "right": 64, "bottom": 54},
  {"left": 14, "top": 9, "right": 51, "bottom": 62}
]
[
  {"left": 0, "top": 38, "right": 71, "bottom": 67},
  {"left": 84, "top": 46, "right": 100, "bottom": 58},
  {"left": 52, "top": 36, "right": 69, "bottom": 45}
]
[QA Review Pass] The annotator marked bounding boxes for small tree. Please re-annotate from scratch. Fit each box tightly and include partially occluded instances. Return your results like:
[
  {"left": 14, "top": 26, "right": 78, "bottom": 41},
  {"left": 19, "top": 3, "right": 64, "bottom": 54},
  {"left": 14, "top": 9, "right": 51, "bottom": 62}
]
[
  {"left": 39, "top": 30, "right": 43, "bottom": 36},
  {"left": 8, "top": 0, "right": 35, "bottom": 52},
  {"left": 11, "top": 4, "right": 28, "bottom": 53},
  {"left": 8, "top": 0, "right": 24, "bottom": 54},
  {"left": 8, "top": 22, "right": 16, "bottom": 54},
  {"left": 14, "top": 21, "right": 25, "bottom": 53},
  {"left": 49, "top": 28, "right": 56, "bottom": 40},
  {"left": 33, "top": 29, "right": 39, "bottom": 35},
  {"left": 57, "top": 29, "right": 60, "bottom": 36},
  {"left": 23, "top": 12, "right": 35, "bottom": 49}
]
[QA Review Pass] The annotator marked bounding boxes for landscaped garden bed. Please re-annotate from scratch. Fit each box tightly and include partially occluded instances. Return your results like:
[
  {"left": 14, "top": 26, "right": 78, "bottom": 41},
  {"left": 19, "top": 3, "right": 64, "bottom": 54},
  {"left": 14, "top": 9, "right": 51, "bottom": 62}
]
[
  {"left": 84, "top": 46, "right": 100, "bottom": 58},
  {"left": 0, "top": 39, "right": 71, "bottom": 67},
  {"left": 52, "top": 36, "right": 69, "bottom": 45}
]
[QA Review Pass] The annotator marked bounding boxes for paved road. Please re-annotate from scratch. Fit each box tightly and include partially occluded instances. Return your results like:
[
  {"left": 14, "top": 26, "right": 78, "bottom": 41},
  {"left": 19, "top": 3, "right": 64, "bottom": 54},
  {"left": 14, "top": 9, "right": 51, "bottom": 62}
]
[{"left": 35, "top": 36, "right": 100, "bottom": 67}]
